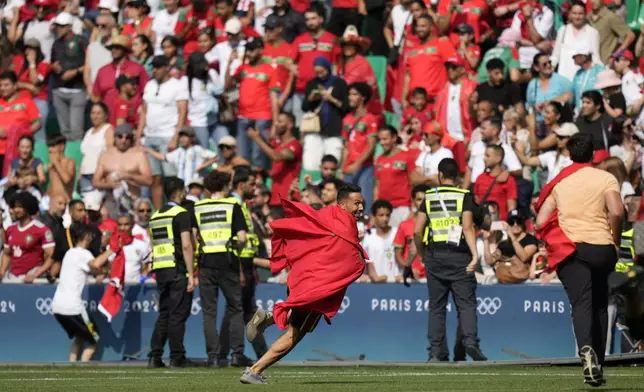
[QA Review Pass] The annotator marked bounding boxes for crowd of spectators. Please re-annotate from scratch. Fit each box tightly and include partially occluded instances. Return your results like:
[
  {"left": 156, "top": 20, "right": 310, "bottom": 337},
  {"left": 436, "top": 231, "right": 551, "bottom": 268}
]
[{"left": 0, "top": 0, "right": 642, "bottom": 287}]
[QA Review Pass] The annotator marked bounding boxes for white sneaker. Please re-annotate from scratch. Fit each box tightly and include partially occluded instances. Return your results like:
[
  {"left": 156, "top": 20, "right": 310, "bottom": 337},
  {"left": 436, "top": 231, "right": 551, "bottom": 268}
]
[
  {"left": 580, "top": 345, "right": 605, "bottom": 387},
  {"left": 240, "top": 367, "right": 268, "bottom": 385}
]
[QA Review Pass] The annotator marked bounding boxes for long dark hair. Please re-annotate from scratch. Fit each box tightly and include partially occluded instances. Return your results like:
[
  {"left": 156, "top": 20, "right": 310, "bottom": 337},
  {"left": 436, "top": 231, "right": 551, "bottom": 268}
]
[
  {"left": 187, "top": 52, "right": 209, "bottom": 100},
  {"left": 19, "top": 46, "right": 45, "bottom": 76},
  {"left": 134, "top": 34, "right": 153, "bottom": 61},
  {"left": 611, "top": 115, "right": 631, "bottom": 145},
  {"left": 546, "top": 101, "right": 573, "bottom": 125}
]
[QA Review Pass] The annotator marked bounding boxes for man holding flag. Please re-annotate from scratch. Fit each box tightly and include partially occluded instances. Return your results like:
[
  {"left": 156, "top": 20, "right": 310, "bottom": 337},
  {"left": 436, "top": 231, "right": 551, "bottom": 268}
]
[{"left": 536, "top": 133, "right": 624, "bottom": 387}]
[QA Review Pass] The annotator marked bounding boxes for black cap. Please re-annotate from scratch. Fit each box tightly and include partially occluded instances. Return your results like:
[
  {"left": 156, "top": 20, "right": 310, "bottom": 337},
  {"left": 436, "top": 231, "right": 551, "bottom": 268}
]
[
  {"left": 115, "top": 74, "right": 134, "bottom": 89},
  {"left": 506, "top": 209, "right": 526, "bottom": 224},
  {"left": 151, "top": 55, "right": 170, "bottom": 68},
  {"left": 454, "top": 24, "right": 474, "bottom": 35},
  {"left": 264, "top": 14, "right": 280, "bottom": 30},
  {"left": 127, "top": 0, "right": 148, "bottom": 6},
  {"left": 245, "top": 36, "right": 264, "bottom": 51}
]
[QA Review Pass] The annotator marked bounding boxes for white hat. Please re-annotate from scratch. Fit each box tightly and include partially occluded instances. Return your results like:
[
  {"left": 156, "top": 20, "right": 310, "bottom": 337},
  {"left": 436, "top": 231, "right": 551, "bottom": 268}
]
[
  {"left": 218, "top": 135, "right": 237, "bottom": 147},
  {"left": 554, "top": 122, "right": 580, "bottom": 138},
  {"left": 225, "top": 18, "right": 242, "bottom": 35},
  {"left": 53, "top": 12, "right": 74, "bottom": 26},
  {"left": 98, "top": 0, "right": 120, "bottom": 13},
  {"left": 570, "top": 42, "right": 592, "bottom": 58},
  {"left": 83, "top": 190, "right": 104, "bottom": 211}
]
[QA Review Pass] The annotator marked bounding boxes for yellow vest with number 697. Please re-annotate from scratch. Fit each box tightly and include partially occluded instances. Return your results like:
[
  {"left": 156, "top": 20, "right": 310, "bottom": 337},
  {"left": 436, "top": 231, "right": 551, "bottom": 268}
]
[
  {"left": 149, "top": 205, "right": 187, "bottom": 270},
  {"left": 195, "top": 197, "right": 238, "bottom": 254},
  {"left": 424, "top": 186, "right": 468, "bottom": 244}
]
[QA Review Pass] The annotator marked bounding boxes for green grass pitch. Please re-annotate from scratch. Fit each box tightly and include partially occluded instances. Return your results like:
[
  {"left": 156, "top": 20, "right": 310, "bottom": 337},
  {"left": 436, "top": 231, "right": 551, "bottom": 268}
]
[{"left": 0, "top": 366, "right": 643, "bottom": 391}]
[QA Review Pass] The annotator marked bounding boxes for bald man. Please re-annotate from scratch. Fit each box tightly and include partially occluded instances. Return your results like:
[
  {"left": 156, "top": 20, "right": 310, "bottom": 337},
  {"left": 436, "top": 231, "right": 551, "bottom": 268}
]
[{"left": 39, "top": 194, "right": 67, "bottom": 278}]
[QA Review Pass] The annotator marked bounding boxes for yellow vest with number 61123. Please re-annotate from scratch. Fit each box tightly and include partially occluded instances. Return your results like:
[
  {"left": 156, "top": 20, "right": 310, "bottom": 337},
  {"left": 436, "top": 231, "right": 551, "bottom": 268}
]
[
  {"left": 195, "top": 197, "right": 238, "bottom": 254},
  {"left": 424, "top": 186, "right": 468, "bottom": 245},
  {"left": 149, "top": 205, "right": 187, "bottom": 270}
]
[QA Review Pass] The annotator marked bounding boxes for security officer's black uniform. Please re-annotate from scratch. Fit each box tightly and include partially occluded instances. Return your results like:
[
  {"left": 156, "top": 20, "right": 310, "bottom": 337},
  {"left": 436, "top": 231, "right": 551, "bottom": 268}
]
[
  {"left": 418, "top": 185, "right": 485, "bottom": 361},
  {"left": 194, "top": 196, "right": 249, "bottom": 367},
  {"left": 219, "top": 192, "right": 268, "bottom": 360},
  {"left": 148, "top": 203, "right": 194, "bottom": 367}
]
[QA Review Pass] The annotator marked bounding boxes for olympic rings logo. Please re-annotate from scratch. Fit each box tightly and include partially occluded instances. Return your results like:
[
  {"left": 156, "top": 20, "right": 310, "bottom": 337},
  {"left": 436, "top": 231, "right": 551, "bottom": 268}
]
[
  {"left": 35, "top": 297, "right": 53, "bottom": 315},
  {"left": 476, "top": 297, "right": 502, "bottom": 315},
  {"left": 337, "top": 296, "right": 350, "bottom": 314}
]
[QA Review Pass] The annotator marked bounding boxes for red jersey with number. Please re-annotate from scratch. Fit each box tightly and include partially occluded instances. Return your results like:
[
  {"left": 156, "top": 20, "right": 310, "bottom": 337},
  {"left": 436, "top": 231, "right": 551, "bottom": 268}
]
[
  {"left": 5, "top": 220, "right": 55, "bottom": 276},
  {"left": 12, "top": 56, "right": 50, "bottom": 101},
  {"left": 234, "top": 63, "right": 280, "bottom": 120},
  {"left": 269, "top": 138, "right": 303, "bottom": 206},
  {"left": 113, "top": 96, "right": 139, "bottom": 127},
  {"left": 405, "top": 38, "right": 456, "bottom": 98},
  {"left": 293, "top": 31, "right": 339, "bottom": 92},
  {"left": 375, "top": 150, "right": 418, "bottom": 208},
  {"left": 262, "top": 41, "right": 296, "bottom": 92},
  {"left": 121, "top": 16, "right": 154, "bottom": 41},
  {"left": 175, "top": 8, "right": 217, "bottom": 43},
  {"left": 341, "top": 112, "right": 379, "bottom": 170},
  {"left": 0, "top": 94, "right": 40, "bottom": 154},
  {"left": 393, "top": 218, "right": 426, "bottom": 278}
]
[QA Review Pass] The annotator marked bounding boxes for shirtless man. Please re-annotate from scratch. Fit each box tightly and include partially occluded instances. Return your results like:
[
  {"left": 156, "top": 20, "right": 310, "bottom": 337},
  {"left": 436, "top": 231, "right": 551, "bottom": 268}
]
[
  {"left": 216, "top": 135, "right": 250, "bottom": 174},
  {"left": 47, "top": 136, "right": 77, "bottom": 203},
  {"left": 92, "top": 123, "right": 152, "bottom": 215}
]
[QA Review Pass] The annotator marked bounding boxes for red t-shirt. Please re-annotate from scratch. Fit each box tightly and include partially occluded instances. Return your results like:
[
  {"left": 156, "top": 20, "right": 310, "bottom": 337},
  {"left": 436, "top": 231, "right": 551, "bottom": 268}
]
[
  {"left": 406, "top": 38, "right": 456, "bottom": 98},
  {"left": 234, "top": 63, "right": 280, "bottom": 120},
  {"left": 341, "top": 112, "right": 379, "bottom": 170},
  {"left": 290, "top": 0, "right": 311, "bottom": 13},
  {"left": 473, "top": 172, "right": 518, "bottom": 220},
  {"left": 92, "top": 60, "right": 148, "bottom": 117},
  {"left": 393, "top": 217, "right": 426, "bottom": 278},
  {"left": 121, "top": 16, "right": 154, "bottom": 41},
  {"left": 113, "top": 96, "right": 139, "bottom": 127},
  {"left": 440, "top": 0, "right": 489, "bottom": 44},
  {"left": 374, "top": 150, "right": 418, "bottom": 208},
  {"left": 0, "top": 94, "right": 40, "bottom": 154},
  {"left": 293, "top": 31, "right": 339, "bottom": 92},
  {"left": 175, "top": 8, "right": 217, "bottom": 43},
  {"left": 12, "top": 56, "right": 50, "bottom": 101},
  {"left": 99, "top": 218, "right": 118, "bottom": 239},
  {"left": 262, "top": 41, "right": 296, "bottom": 92},
  {"left": 400, "top": 105, "right": 433, "bottom": 126},
  {"left": 269, "top": 138, "right": 303, "bottom": 206},
  {"left": 213, "top": 17, "right": 260, "bottom": 43},
  {"left": 332, "top": 0, "right": 358, "bottom": 8},
  {"left": 460, "top": 45, "right": 481, "bottom": 77},
  {"left": 4, "top": 220, "right": 55, "bottom": 276}
]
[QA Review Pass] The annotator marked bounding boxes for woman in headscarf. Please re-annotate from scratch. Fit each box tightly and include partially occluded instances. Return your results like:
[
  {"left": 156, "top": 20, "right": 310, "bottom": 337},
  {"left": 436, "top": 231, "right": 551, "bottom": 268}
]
[{"left": 301, "top": 56, "right": 349, "bottom": 178}]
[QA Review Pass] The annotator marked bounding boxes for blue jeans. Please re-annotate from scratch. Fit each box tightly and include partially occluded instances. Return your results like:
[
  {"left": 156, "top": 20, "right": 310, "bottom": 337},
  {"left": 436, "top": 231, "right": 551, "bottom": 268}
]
[
  {"left": 193, "top": 123, "right": 230, "bottom": 150},
  {"left": 34, "top": 98, "right": 48, "bottom": 142},
  {"left": 343, "top": 165, "right": 374, "bottom": 216},
  {"left": 236, "top": 117, "right": 271, "bottom": 170}
]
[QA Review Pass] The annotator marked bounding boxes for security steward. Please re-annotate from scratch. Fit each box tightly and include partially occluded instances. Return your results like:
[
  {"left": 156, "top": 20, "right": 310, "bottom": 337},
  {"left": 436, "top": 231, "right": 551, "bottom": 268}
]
[
  {"left": 219, "top": 167, "right": 269, "bottom": 361},
  {"left": 195, "top": 170, "right": 252, "bottom": 368},
  {"left": 617, "top": 223, "right": 635, "bottom": 270},
  {"left": 413, "top": 158, "right": 487, "bottom": 362},
  {"left": 148, "top": 177, "right": 195, "bottom": 368}
]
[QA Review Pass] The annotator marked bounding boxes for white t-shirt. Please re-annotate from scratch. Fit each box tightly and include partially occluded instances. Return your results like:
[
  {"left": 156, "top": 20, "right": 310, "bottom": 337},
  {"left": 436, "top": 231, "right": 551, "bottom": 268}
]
[
  {"left": 132, "top": 223, "right": 151, "bottom": 249},
  {"left": 391, "top": 4, "right": 411, "bottom": 45},
  {"left": 364, "top": 228, "right": 400, "bottom": 281},
  {"left": 446, "top": 83, "right": 464, "bottom": 141},
  {"left": 80, "top": 124, "right": 111, "bottom": 175},
  {"left": 166, "top": 145, "right": 217, "bottom": 181},
  {"left": 21, "top": 20, "right": 55, "bottom": 62},
  {"left": 538, "top": 150, "right": 572, "bottom": 183},
  {"left": 185, "top": 70, "right": 223, "bottom": 127},
  {"left": 143, "top": 77, "right": 189, "bottom": 138},
  {"left": 415, "top": 147, "right": 454, "bottom": 177},
  {"left": 151, "top": 9, "right": 181, "bottom": 55},
  {"left": 511, "top": 8, "right": 554, "bottom": 69},
  {"left": 621, "top": 181, "right": 635, "bottom": 202},
  {"left": 109, "top": 238, "right": 150, "bottom": 283},
  {"left": 205, "top": 41, "right": 246, "bottom": 87},
  {"left": 52, "top": 248, "right": 93, "bottom": 316},
  {"left": 468, "top": 141, "right": 522, "bottom": 183}
]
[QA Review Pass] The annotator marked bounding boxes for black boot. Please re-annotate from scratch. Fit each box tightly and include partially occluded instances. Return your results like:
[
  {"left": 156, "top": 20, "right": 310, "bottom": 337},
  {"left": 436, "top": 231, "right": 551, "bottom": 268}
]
[
  {"left": 148, "top": 357, "right": 166, "bottom": 369},
  {"left": 231, "top": 354, "right": 254, "bottom": 367}
]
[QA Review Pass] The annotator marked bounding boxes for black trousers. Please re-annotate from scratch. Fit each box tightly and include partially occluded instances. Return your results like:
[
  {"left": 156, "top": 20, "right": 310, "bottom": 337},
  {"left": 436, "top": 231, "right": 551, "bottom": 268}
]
[
  {"left": 426, "top": 253, "right": 479, "bottom": 359},
  {"left": 220, "top": 264, "right": 268, "bottom": 359},
  {"left": 200, "top": 264, "right": 245, "bottom": 360},
  {"left": 149, "top": 268, "right": 193, "bottom": 361},
  {"left": 557, "top": 243, "right": 617, "bottom": 365},
  {"left": 326, "top": 7, "right": 361, "bottom": 38}
]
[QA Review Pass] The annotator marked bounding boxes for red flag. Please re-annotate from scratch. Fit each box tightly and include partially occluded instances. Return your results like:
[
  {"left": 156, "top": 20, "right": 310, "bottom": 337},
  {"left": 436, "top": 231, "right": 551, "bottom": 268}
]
[
  {"left": 269, "top": 199, "right": 368, "bottom": 330},
  {"left": 535, "top": 163, "right": 591, "bottom": 269},
  {"left": 98, "top": 232, "right": 134, "bottom": 322}
]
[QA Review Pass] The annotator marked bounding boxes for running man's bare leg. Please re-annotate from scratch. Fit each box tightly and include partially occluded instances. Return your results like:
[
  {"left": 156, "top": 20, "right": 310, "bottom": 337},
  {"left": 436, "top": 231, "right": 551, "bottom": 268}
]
[
  {"left": 81, "top": 343, "right": 97, "bottom": 362},
  {"left": 251, "top": 325, "right": 306, "bottom": 374},
  {"left": 69, "top": 337, "right": 83, "bottom": 362}
]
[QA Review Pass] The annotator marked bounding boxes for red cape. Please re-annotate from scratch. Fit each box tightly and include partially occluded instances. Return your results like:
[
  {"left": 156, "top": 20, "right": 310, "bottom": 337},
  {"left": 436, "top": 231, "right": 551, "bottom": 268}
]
[
  {"left": 270, "top": 199, "right": 368, "bottom": 330},
  {"left": 99, "top": 232, "right": 134, "bottom": 322},
  {"left": 535, "top": 163, "right": 590, "bottom": 269}
]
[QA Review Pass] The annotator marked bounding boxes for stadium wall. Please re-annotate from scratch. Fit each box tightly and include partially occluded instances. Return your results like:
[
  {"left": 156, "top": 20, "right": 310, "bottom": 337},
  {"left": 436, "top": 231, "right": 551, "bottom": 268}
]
[{"left": 0, "top": 284, "right": 592, "bottom": 362}]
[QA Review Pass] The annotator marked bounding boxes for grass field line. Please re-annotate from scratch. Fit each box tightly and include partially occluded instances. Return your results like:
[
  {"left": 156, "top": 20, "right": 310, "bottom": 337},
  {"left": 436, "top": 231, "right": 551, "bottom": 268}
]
[{"left": 1, "top": 376, "right": 178, "bottom": 382}]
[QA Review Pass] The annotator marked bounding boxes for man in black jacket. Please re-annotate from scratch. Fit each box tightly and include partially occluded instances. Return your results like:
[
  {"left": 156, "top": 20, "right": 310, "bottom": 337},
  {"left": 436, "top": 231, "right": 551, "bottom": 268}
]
[{"left": 271, "top": 0, "right": 306, "bottom": 43}]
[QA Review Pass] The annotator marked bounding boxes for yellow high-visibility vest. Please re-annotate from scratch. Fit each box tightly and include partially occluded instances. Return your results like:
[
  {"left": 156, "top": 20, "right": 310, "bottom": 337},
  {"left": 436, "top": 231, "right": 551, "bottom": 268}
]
[
  {"left": 232, "top": 200, "right": 258, "bottom": 259},
  {"left": 617, "top": 228, "right": 635, "bottom": 271},
  {"left": 195, "top": 197, "right": 238, "bottom": 254},
  {"left": 149, "top": 205, "right": 187, "bottom": 270},
  {"left": 424, "top": 186, "right": 468, "bottom": 245}
]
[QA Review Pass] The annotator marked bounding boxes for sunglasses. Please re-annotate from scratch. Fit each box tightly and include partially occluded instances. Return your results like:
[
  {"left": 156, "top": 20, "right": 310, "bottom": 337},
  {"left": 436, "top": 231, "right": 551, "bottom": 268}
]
[
  {"left": 138, "top": 208, "right": 152, "bottom": 213},
  {"left": 507, "top": 220, "right": 522, "bottom": 226},
  {"left": 219, "top": 144, "right": 233, "bottom": 149},
  {"left": 540, "top": 60, "right": 552, "bottom": 67},
  {"left": 97, "top": 24, "right": 108, "bottom": 28},
  {"left": 116, "top": 134, "right": 133, "bottom": 139}
]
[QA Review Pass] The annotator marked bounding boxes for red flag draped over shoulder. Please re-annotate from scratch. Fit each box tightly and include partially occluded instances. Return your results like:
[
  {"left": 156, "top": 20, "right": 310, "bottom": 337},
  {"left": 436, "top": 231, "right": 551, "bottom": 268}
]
[
  {"left": 535, "top": 163, "right": 590, "bottom": 269},
  {"left": 99, "top": 232, "right": 134, "bottom": 322},
  {"left": 270, "top": 199, "right": 368, "bottom": 330}
]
